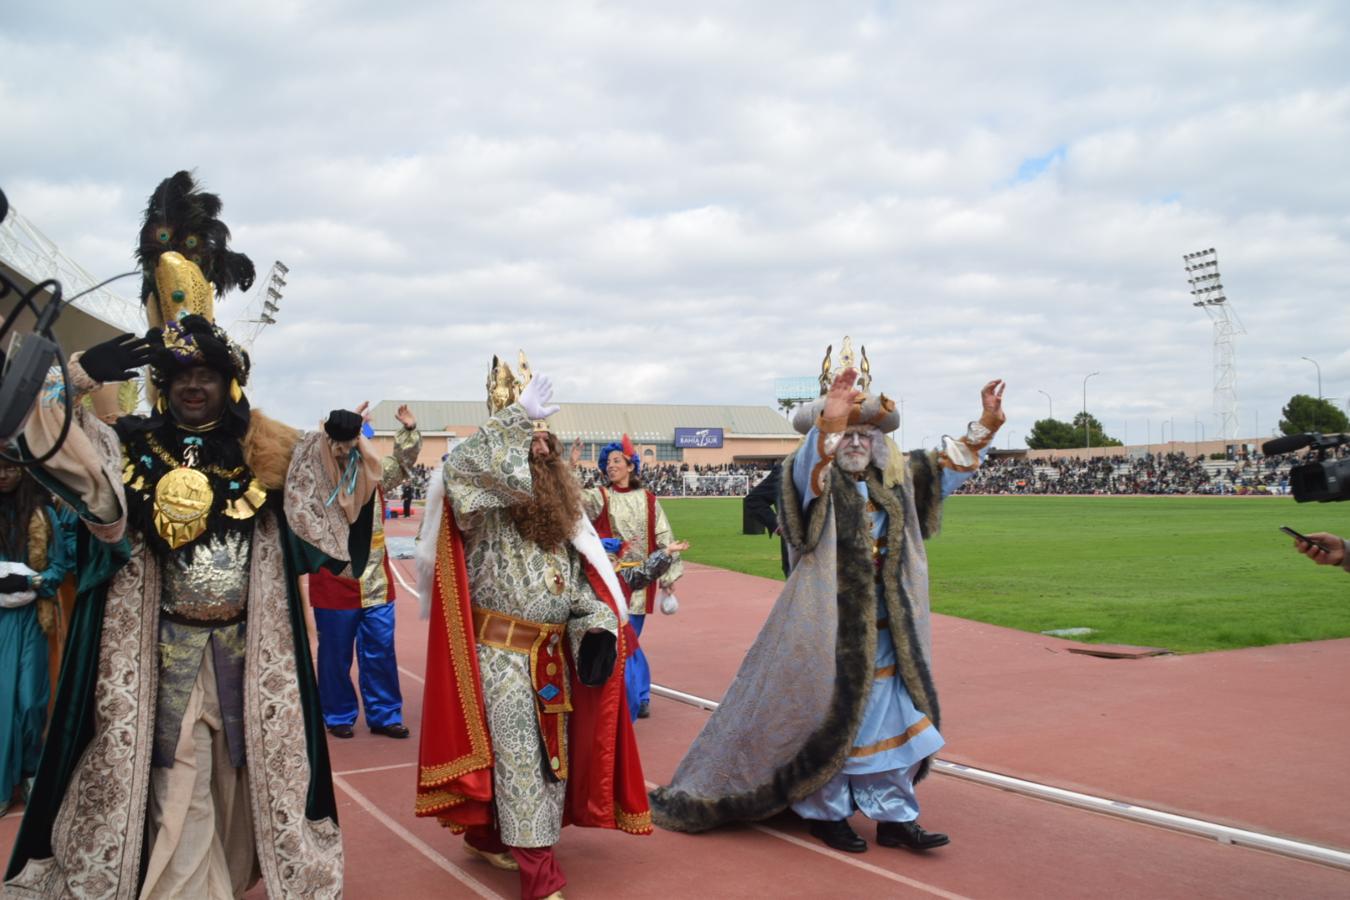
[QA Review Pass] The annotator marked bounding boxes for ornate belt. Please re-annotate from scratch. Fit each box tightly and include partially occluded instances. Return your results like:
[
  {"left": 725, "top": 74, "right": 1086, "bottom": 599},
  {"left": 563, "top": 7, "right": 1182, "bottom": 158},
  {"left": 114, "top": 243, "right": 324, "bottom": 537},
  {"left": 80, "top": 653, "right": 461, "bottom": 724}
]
[
  {"left": 471, "top": 607, "right": 565, "bottom": 654},
  {"left": 470, "top": 606, "right": 572, "bottom": 779}
]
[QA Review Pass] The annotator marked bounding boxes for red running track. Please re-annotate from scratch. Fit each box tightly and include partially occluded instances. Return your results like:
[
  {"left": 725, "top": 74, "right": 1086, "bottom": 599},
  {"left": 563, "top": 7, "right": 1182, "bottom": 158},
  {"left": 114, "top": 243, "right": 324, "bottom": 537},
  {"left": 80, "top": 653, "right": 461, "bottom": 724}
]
[{"left": 3, "top": 512, "right": 1347, "bottom": 898}]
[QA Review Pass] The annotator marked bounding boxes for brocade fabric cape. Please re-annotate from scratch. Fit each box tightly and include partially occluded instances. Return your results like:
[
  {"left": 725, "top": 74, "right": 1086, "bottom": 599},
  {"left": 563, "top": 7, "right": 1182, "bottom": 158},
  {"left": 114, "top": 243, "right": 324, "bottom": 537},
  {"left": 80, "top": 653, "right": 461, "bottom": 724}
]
[
  {"left": 416, "top": 404, "right": 652, "bottom": 840},
  {"left": 4, "top": 364, "right": 377, "bottom": 899},
  {"left": 648, "top": 448, "right": 945, "bottom": 833}
]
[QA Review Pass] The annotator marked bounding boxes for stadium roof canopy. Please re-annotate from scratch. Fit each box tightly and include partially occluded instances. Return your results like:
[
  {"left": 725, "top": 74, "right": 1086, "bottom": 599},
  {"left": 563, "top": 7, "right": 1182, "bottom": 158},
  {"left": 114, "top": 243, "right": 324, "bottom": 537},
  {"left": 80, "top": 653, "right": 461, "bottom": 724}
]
[
  {"left": 1, "top": 203, "right": 143, "bottom": 353},
  {"left": 368, "top": 400, "right": 798, "bottom": 442}
]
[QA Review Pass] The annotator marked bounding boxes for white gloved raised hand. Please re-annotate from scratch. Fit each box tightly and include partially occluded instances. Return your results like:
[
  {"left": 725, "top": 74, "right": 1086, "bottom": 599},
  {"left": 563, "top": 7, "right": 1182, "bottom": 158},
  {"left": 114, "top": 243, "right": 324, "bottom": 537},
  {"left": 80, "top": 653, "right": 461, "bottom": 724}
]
[
  {"left": 518, "top": 373, "right": 560, "bottom": 420},
  {"left": 659, "top": 590, "right": 679, "bottom": 615}
]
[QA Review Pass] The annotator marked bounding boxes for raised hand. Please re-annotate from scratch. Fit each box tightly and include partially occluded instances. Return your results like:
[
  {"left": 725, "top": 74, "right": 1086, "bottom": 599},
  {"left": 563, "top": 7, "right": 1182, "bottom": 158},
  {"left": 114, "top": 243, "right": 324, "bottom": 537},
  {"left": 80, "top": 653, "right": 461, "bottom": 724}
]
[
  {"left": 519, "top": 373, "right": 560, "bottom": 420},
  {"left": 981, "top": 379, "right": 1006, "bottom": 427},
  {"left": 822, "top": 368, "right": 863, "bottom": 422},
  {"left": 80, "top": 333, "right": 153, "bottom": 383},
  {"left": 395, "top": 403, "right": 417, "bottom": 430},
  {"left": 569, "top": 436, "right": 583, "bottom": 467}
]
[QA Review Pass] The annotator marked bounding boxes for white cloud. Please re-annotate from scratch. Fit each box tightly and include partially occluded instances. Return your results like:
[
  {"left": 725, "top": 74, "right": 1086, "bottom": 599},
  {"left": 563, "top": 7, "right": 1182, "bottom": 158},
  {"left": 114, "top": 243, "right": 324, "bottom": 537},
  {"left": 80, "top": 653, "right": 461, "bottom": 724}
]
[{"left": 1, "top": 0, "right": 1347, "bottom": 450}]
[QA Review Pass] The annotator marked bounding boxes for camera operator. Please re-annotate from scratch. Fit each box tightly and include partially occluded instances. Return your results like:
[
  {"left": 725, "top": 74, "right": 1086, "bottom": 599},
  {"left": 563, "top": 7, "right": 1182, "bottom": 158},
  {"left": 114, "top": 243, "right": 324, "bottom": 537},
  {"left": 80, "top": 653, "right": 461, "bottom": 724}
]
[{"left": 1292, "top": 532, "right": 1350, "bottom": 573}]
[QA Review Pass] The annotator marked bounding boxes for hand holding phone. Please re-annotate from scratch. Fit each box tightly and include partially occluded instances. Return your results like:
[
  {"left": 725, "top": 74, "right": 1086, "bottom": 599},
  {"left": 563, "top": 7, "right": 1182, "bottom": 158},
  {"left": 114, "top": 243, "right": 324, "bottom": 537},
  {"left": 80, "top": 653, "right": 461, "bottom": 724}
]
[{"left": 1280, "top": 526, "right": 1330, "bottom": 552}]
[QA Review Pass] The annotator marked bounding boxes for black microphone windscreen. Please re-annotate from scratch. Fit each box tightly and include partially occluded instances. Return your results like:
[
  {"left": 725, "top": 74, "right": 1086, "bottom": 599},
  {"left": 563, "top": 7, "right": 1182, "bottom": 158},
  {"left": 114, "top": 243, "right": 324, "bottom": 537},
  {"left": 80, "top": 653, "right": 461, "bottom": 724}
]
[{"left": 1262, "top": 434, "right": 1312, "bottom": 455}]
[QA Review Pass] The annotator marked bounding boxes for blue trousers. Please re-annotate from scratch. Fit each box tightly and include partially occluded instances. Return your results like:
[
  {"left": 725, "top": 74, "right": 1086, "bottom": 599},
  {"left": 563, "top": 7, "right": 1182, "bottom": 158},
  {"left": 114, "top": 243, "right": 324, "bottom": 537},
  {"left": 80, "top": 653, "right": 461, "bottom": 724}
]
[
  {"left": 314, "top": 603, "right": 403, "bottom": 729},
  {"left": 791, "top": 762, "right": 925, "bottom": 823},
  {"left": 625, "top": 614, "right": 651, "bottom": 721}
]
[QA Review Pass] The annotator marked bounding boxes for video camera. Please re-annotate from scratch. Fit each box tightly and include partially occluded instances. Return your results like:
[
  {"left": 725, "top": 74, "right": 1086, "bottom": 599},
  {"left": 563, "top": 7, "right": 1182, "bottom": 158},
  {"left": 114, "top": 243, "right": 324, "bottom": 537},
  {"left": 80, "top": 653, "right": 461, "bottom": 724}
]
[
  {"left": 1262, "top": 432, "right": 1350, "bottom": 503},
  {"left": 0, "top": 186, "right": 77, "bottom": 462}
]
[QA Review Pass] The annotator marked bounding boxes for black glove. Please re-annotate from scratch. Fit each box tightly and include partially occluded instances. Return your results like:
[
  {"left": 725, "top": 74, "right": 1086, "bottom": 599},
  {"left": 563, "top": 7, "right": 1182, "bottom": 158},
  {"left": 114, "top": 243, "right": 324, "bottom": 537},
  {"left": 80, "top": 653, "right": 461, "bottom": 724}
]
[
  {"left": 80, "top": 333, "right": 153, "bottom": 383},
  {"left": 0, "top": 573, "right": 31, "bottom": 594},
  {"left": 324, "top": 410, "right": 363, "bottom": 442},
  {"left": 576, "top": 630, "right": 617, "bottom": 686}
]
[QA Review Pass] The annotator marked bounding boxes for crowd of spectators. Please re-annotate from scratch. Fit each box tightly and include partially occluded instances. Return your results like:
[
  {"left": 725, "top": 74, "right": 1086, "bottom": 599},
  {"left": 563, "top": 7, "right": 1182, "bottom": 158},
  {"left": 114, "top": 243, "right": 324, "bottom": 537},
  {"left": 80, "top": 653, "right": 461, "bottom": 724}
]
[
  {"left": 575, "top": 460, "right": 776, "bottom": 496},
  {"left": 403, "top": 443, "right": 1349, "bottom": 500},
  {"left": 959, "top": 446, "right": 1349, "bottom": 496}
]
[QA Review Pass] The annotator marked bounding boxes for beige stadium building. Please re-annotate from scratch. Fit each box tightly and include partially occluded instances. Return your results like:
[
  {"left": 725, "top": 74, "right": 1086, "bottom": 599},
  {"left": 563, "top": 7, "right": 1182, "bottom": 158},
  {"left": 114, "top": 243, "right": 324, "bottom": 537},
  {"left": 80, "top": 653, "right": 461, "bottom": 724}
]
[{"left": 366, "top": 400, "right": 802, "bottom": 470}]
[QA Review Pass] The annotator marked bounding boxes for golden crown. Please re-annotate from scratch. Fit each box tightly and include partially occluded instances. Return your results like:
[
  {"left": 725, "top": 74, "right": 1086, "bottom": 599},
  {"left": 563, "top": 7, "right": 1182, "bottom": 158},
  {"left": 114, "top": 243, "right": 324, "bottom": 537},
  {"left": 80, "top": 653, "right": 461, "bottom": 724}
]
[
  {"left": 817, "top": 336, "right": 871, "bottom": 395},
  {"left": 486, "top": 350, "right": 546, "bottom": 428}
]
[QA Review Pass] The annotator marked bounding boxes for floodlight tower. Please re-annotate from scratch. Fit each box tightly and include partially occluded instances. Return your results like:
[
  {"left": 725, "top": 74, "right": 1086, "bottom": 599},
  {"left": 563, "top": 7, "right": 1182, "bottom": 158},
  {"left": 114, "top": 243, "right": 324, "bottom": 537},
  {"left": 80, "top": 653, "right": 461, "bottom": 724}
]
[
  {"left": 1182, "top": 248, "right": 1244, "bottom": 442},
  {"left": 234, "top": 260, "right": 289, "bottom": 350}
]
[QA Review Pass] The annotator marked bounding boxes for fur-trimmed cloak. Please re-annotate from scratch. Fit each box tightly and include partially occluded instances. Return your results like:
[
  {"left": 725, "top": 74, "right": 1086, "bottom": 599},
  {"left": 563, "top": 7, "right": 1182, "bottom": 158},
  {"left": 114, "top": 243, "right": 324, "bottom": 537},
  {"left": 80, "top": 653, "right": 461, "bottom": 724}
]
[{"left": 648, "top": 448, "right": 945, "bottom": 833}]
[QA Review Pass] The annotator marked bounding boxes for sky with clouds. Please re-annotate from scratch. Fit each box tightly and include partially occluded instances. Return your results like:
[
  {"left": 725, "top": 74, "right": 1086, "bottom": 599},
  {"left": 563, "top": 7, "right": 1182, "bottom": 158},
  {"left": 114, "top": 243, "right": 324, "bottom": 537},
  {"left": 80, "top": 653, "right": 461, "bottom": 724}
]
[{"left": 3, "top": 1, "right": 1348, "bottom": 448}]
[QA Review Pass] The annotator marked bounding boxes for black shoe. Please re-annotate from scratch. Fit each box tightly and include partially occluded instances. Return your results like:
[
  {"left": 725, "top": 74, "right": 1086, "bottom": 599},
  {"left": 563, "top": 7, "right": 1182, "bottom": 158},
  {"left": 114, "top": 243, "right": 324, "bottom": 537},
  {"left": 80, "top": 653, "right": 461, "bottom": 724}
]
[
  {"left": 327, "top": 724, "right": 354, "bottom": 739},
  {"left": 807, "top": 819, "right": 868, "bottom": 853},
  {"left": 636, "top": 701, "right": 650, "bottom": 719},
  {"left": 877, "top": 820, "right": 949, "bottom": 850},
  {"left": 371, "top": 723, "right": 410, "bottom": 739}
]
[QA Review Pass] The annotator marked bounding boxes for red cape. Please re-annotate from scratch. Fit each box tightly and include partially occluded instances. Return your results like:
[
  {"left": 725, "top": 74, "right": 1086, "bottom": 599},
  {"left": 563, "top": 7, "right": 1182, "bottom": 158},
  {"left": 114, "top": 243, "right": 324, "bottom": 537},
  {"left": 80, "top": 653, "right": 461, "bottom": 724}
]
[{"left": 415, "top": 498, "right": 652, "bottom": 836}]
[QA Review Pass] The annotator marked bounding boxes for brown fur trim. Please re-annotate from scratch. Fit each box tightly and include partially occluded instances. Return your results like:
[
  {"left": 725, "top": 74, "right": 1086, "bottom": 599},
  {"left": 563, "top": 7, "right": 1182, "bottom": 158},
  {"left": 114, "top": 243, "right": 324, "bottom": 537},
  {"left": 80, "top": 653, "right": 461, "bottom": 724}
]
[
  {"left": 649, "top": 469, "right": 878, "bottom": 833},
  {"left": 243, "top": 410, "right": 301, "bottom": 490},
  {"left": 907, "top": 450, "right": 943, "bottom": 540},
  {"left": 867, "top": 471, "right": 941, "bottom": 783},
  {"left": 778, "top": 447, "right": 830, "bottom": 554}
]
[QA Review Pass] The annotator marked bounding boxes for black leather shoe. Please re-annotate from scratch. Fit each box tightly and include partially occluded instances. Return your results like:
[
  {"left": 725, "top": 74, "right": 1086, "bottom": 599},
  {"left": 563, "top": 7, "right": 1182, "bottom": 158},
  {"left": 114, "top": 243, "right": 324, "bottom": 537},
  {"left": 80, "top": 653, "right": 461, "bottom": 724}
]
[
  {"left": 636, "top": 701, "right": 651, "bottom": 719},
  {"left": 328, "top": 724, "right": 354, "bottom": 739},
  {"left": 807, "top": 819, "right": 868, "bottom": 853},
  {"left": 877, "top": 820, "right": 949, "bottom": 850},
  {"left": 371, "top": 723, "right": 410, "bottom": 739}
]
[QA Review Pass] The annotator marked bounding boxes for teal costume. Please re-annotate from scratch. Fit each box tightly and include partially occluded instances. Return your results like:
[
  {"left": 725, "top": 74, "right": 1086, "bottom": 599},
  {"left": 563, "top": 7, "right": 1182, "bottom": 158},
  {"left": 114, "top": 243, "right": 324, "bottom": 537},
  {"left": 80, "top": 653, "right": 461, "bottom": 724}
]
[{"left": 0, "top": 504, "right": 73, "bottom": 811}]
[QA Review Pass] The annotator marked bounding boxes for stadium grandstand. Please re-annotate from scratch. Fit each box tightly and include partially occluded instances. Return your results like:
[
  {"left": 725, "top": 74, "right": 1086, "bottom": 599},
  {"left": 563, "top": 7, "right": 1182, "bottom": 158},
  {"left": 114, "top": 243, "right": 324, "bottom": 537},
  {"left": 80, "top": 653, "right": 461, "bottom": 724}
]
[{"left": 368, "top": 399, "right": 801, "bottom": 498}]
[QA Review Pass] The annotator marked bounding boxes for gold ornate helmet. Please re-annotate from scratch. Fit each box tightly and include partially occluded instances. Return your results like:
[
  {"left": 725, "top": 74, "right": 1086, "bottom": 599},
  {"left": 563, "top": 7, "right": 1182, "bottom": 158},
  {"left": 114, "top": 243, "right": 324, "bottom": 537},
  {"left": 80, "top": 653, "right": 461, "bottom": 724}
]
[
  {"left": 794, "top": 335, "right": 898, "bottom": 435},
  {"left": 486, "top": 350, "right": 548, "bottom": 430}
]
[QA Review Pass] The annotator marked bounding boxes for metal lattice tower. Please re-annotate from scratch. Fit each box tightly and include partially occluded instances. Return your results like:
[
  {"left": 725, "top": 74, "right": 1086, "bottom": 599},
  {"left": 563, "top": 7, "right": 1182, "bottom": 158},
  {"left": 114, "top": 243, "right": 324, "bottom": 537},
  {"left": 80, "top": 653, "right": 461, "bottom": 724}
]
[
  {"left": 1182, "top": 248, "right": 1245, "bottom": 441},
  {"left": 230, "top": 260, "right": 288, "bottom": 350}
]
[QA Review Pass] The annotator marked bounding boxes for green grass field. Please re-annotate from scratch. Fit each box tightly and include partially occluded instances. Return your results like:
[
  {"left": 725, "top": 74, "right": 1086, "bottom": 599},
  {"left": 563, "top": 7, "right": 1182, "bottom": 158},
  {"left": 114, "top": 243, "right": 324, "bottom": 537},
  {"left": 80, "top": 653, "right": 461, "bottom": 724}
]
[{"left": 662, "top": 496, "right": 1350, "bottom": 653}]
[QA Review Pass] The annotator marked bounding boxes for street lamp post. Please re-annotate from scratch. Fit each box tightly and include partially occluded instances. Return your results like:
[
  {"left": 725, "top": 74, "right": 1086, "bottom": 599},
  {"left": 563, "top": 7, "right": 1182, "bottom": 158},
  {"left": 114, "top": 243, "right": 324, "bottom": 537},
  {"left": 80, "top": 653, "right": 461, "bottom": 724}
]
[
  {"left": 1300, "top": 356, "right": 1322, "bottom": 431},
  {"left": 1083, "top": 372, "right": 1100, "bottom": 450},
  {"left": 1037, "top": 390, "right": 1053, "bottom": 421}
]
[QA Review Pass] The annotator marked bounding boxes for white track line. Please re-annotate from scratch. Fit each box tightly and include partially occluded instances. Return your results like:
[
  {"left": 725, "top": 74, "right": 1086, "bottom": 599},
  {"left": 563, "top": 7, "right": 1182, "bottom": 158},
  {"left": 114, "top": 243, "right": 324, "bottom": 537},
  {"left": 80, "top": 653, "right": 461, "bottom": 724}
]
[
  {"left": 332, "top": 773, "right": 504, "bottom": 899},
  {"left": 649, "top": 684, "right": 1350, "bottom": 872},
  {"left": 387, "top": 558, "right": 426, "bottom": 686},
  {"left": 748, "top": 823, "right": 973, "bottom": 899},
  {"left": 335, "top": 761, "right": 417, "bottom": 777},
  {"left": 640, "top": 780, "right": 970, "bottom": 899}
]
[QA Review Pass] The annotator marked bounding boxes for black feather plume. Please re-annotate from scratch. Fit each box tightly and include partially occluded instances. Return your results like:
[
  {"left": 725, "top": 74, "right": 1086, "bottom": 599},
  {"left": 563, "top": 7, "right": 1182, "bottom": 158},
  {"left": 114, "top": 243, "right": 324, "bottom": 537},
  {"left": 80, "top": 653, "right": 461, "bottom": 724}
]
[{"left": 138, "top": 170, "right": 254, "bottom": 303}]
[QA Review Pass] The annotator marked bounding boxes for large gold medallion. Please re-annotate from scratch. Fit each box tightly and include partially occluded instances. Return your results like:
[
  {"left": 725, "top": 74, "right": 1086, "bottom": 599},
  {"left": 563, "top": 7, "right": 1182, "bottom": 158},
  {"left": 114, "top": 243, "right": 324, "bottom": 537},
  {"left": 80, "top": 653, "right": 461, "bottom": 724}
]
[{"left": 154, "top": 466, "right": 215, "bottom": 549}]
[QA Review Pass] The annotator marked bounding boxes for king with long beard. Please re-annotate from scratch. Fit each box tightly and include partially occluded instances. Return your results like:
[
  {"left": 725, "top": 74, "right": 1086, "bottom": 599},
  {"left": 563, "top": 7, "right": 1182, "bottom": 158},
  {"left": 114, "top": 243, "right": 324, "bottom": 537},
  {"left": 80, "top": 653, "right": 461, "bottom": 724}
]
[{"left": 416, "top": 360, "right": 651, "bottom": 900}]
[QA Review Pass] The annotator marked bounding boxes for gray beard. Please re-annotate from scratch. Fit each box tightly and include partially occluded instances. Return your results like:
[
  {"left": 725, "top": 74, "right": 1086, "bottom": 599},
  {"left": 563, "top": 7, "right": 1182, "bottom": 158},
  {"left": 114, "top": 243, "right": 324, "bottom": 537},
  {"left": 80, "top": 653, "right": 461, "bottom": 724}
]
[{"left": 837, "top": 452, "right": 870, "bottom": 474}]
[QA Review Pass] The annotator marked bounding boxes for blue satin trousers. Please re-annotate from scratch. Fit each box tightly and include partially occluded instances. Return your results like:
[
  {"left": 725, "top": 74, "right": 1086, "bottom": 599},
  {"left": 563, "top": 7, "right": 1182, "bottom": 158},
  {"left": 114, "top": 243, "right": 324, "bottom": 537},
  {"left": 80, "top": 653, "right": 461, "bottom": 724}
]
[{"left": 314, "top": 602, "right": 404, "bottom": 729}]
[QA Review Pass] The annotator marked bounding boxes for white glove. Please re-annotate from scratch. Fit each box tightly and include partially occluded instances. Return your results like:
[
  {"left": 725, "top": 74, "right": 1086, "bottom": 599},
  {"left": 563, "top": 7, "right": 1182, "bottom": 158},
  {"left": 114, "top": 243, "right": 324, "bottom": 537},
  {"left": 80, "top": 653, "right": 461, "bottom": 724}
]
[
  {"left": 0, "top": 561, "right": 37, "bottom": 608},
  {"left": 659, "top": 589, "right": 679, "bottom": 615},
  {"left": 519, "top": 373, "right": 560, "bottom": 420}
]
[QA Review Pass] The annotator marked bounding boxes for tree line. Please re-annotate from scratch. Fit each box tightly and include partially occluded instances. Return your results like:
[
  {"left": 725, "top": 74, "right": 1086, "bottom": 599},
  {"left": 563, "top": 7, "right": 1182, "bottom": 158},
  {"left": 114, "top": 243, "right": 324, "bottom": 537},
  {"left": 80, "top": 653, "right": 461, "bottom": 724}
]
[{"left": 1025, "top": 395, "right": 1348, "bottom": 450}]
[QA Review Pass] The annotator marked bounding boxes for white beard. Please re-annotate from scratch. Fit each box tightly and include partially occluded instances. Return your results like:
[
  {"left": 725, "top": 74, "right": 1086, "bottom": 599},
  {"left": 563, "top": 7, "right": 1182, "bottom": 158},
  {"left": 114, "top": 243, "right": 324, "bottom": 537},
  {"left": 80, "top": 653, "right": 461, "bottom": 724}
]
[{"left": 838, "top": 450, "right": 870, "bottom": 474}]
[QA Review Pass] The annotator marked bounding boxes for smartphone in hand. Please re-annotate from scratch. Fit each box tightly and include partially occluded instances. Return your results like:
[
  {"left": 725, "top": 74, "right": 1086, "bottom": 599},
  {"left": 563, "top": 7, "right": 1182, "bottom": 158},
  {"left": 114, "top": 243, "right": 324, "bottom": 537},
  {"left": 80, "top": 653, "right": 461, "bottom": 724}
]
[{"left": 1279, "top": 526, "right": 1330, "bottom": 552}]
